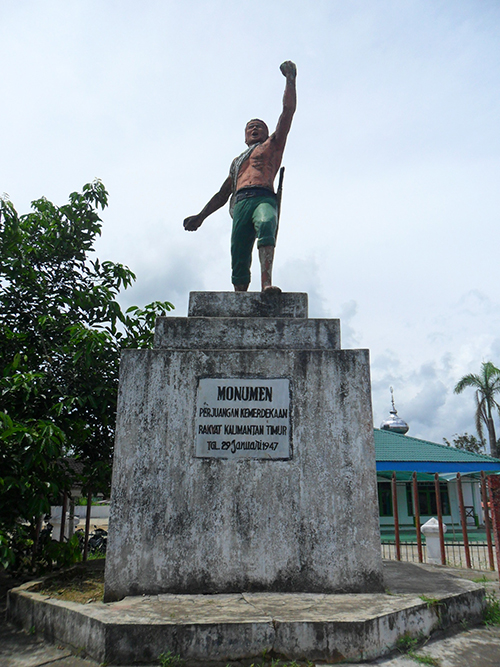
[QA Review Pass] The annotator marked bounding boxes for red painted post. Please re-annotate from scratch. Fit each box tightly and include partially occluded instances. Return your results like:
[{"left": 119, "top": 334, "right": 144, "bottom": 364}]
[
  {"left": 59, "top": 492, "right": 68, "bottom": 542},
  {"left": 412, "top": 472, "right": 423, "bottom": 562},
  {"left": 434, "top": 473, "right": 446, "bottom": 565},
  {"left": 456, "top": 473, "right": 471, "bottom": 568},
  {"left": 481, "top": 471, "right": 495, "bottom": 570},
  {"left": 392, "top": 472, "right": 401, "bottom": 561},
  {"left": 487, "top": 475, "right": 500, "bottom": 575}
]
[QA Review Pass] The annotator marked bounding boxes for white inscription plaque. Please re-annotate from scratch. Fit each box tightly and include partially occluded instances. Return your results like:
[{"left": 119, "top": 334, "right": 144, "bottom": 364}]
[{"left": 195, "top": 378, "right": 291, "bottom": 459}]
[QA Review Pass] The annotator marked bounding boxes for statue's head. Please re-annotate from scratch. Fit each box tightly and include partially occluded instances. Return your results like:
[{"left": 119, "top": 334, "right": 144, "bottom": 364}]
[{"left": 245, "top": 119, "right": 269, "bottom": 146}]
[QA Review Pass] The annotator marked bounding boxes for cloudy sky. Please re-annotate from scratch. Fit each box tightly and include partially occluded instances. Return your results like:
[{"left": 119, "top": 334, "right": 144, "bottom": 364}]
[{"left": 2, "top": 1, "right": 500, "bottom": 445}]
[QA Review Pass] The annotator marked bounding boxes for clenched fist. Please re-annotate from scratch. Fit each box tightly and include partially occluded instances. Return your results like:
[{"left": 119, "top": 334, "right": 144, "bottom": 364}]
[
  {"left": 183, "top": 214, "right": 204, "bottom": 231},
  {"left": 280, "top": 60, "right": 297, "bottom": 80}
]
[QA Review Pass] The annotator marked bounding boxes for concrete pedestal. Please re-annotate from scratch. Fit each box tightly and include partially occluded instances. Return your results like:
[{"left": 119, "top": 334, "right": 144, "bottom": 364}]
[
  {"left": 422, "top": 517, "right": 447, "bottom": 564},
  {"left": 7, "top": 562, "right": 486, "bottom": 666},
  {"left": 104, "top": 292, "right": 384, "bottom": 601}
]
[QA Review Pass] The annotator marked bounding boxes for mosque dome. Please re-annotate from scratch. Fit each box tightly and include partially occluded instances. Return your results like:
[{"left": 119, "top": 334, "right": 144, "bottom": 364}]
[{"left": 380, "top": 387, "right": 409, "bottom": 434}]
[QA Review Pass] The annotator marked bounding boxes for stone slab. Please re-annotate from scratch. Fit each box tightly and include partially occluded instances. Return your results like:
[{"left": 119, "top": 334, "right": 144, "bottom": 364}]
[
  {"left": 154, "top": 316, "right": 341, "bottom": 350},
  {"left": 366, "top": 625, "right": 500, "bottom": 667},
  {"left": 194, "top": 378, "right": 291, "bottom": 459},
  {"left": 187, "top": 291, "right": 308, "bottom": 318},
  {"left": 0, "top": 621, "right": 75, "bottom": 667},
  {"left": 6, "top": 562, "right": 486, "bottom": 665},
  {"left": 104, "top": 346, "right": 383, "bottom": 600}
]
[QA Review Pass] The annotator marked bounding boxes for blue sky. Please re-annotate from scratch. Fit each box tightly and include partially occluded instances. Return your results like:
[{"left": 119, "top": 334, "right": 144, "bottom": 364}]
[{"left": 2, "top": 1, "right": 500, "bottom": 444}]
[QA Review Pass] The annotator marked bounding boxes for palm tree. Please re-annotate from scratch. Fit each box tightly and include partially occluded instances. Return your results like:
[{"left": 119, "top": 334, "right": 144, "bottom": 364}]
[{"left": 454, "top": 361, "right": 500, "bottom": 459}]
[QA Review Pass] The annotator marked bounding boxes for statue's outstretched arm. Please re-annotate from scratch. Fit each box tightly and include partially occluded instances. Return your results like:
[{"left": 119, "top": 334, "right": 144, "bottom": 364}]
[
  {"left": 183, "top": 176, "right": 232, "bottom": 231},
  {"left": 273, "top": 61, "right": 297, "bottom": 149}
]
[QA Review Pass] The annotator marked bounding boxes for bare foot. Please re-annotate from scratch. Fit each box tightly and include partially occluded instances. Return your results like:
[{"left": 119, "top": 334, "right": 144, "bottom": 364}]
[{"left": 262, "top": 285, "right": 282, "bottom": 294}]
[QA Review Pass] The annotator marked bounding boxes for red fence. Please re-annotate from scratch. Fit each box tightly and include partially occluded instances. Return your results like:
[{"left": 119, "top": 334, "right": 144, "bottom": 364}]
[{"left": 384, "top": 471, "right": 499, "bottom": 572}]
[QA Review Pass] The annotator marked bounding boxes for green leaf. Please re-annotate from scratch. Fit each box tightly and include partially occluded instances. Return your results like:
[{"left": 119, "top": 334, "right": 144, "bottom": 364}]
[{"left": 0, "top": 181, "right": 173, "bottom": 572}]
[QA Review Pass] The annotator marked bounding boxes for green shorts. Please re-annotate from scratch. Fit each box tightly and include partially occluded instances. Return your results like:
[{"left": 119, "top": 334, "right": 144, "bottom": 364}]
[{"left": 231, "top": 194, "right": 277, "bottom": 286}]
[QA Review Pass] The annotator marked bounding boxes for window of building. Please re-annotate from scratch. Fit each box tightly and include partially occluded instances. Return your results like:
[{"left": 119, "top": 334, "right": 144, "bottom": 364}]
[
  {"left": 378, "top": 482, "right": 393, "bottom": 517},
  {"left": 406, "top": 482, "right": 450, "bottom": 516}
]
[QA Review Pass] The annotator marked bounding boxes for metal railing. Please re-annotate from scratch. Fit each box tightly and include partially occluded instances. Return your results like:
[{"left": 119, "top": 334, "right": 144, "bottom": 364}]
[
  {"left": 382, "top": 470, "right": 499, "bottom": 571},
  {"left": 381, "top": 540, "right": 495, "bottom": 570}
]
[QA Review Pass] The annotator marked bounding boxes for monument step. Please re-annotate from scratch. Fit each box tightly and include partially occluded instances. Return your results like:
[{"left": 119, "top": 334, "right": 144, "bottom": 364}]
[
  {"left": 154, "top": 316, "right": 340, "bottom": 350},
  {"left": 188, "top": 291, "right": 308, "bottom": 318},
  {"left": 7, "top": 561, "right": 485, "bottom": 665}
]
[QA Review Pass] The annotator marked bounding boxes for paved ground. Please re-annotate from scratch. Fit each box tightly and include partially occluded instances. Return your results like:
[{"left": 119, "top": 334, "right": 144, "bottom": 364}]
[
  {"left": 341, "top": 564, "right": 500, "bottom": 666},
  {"left": 1, "top": 564, "right": 500, "bottom": 666},
  {"left": 342, "top": 626, "right": 500, "bottom": 667}
]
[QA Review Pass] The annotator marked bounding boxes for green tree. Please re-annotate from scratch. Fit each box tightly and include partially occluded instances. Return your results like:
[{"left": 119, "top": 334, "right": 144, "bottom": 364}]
[
  {"left": 0, "top": 181, "right": 173, "bottom": 570},
  {"left": 442, "top": 432, "right": 484, "bottom": 454},
  {"left": 454, "top": 362, "right": 500, "bottom": 459}
]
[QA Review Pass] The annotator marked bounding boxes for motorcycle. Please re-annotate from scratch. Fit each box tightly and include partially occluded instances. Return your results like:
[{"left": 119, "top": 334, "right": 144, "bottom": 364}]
[{"left": 75, "top": 525, "right": 108, "bottom": 556}]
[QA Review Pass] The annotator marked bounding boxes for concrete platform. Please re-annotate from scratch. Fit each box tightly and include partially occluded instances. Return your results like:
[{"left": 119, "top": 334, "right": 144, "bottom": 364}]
[{"left": 6, "top": 562, "right": 486, "bottom": 665}]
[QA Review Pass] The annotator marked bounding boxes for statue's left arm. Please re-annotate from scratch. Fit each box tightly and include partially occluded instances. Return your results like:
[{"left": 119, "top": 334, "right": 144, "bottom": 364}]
[{"left": 273, "top": 61, "right": 297, "bottom": 150}]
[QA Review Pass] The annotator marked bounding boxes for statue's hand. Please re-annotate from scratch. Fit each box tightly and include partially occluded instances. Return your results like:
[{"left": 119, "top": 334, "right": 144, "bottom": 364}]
[
  {"left": 183, "top": 215, "right": 203, "bottom": 231},
  {"left": 280, "top": 60, "right": 297, "bottom": 80}
]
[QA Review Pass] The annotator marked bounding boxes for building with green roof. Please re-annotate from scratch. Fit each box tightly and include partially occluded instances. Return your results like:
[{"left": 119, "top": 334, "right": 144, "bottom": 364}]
[
  {"left": 372, "top": 428, "right": 500, "bottom": 530},
  {"left": 374, "top": 428, "right": 500, "bottom": 474}
]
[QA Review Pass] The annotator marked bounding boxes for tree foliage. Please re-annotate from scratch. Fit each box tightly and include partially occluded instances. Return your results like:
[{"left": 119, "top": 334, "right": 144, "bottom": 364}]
[
  {"left": 0, "top": 181, "right": 173, "bottom": 570},
  {"left": 442, "top": 432, "right": 485, "bottom": 454},
  {"left": 454, "top": 362, "right": 500, "bottom": 459}
]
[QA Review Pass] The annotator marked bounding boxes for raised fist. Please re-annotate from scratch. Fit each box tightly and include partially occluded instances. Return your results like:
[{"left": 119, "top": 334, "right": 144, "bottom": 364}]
[
  {"left": 280, "top": 61, "right": 297, "bottom": 80},
  {"left": 183, "top": 214, "right": 203, "bottom": 231}
]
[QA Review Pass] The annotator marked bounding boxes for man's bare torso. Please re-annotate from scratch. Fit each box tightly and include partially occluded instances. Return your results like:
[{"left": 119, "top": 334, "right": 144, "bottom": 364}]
[
  {"left": 236, "top": 138, "right": 285, "bottom": 192},
  {"left": 183, "top": 61, "right": 296, "bottom": 233}
]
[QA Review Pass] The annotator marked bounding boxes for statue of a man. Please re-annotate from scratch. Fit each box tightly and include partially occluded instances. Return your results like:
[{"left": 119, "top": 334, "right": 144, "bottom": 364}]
[{"left": 183, "top": 61, "right": 297, "bottom": 293}]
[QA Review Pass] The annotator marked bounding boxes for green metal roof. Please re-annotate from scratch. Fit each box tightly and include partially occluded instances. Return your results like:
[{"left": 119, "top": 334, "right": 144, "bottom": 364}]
[{"left": 374, "top": 428, "right": 500, "bottom": 473}]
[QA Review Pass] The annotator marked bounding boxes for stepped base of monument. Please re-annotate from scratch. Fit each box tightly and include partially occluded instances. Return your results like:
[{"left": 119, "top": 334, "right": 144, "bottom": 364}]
[{"left": 7, "top": 561, "right": 485, "bottom": 665}]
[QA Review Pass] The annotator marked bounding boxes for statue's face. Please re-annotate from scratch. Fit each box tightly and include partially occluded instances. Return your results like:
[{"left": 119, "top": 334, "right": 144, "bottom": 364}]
[{"left": 245, "top": 120, "right": 269, "bottom": 146}]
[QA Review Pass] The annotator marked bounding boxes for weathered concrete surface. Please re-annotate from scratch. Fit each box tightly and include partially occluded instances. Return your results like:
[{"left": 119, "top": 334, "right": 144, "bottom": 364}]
[
  {"left": 0, "top": 620, "right": 76, "bottom": 667},
  {"left": 5, "top": 622, "right": 500, "bottom": 667},
  {"left": 154, "top": 317, "right": 341, "bottom": 350},
  {"left": 336, "top": 626, "right": 500, "bottom": 667},
  {"left": 6, "top": 562, "right": 486, "bottom": 665},
  {"left": 105, "top": 346, "right": 382, "bottom": 600},
  {"left": 392, "top": 625, "right": 500, "bottom": 667},
  {"left": 188, "top": 291, "right": 308, "bottom": 318},
  {"left": 0, "top": 569, "right": 102, "bottom": 667},
  {"left": 105, "top": 291, "right": 382, "bottom": 600}
]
